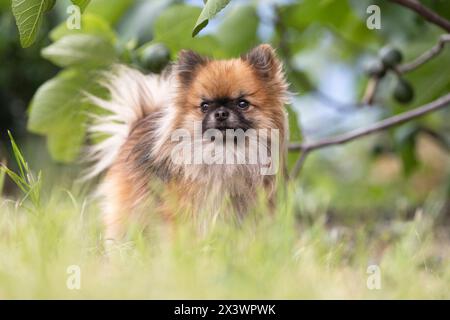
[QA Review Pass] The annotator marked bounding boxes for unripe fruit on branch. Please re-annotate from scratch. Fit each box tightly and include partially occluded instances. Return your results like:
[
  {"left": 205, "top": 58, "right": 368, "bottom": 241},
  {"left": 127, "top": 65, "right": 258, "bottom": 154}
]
[
  {"left": 365, "top": 59, "right": 387, "bottom": 78},
  {"left": 380, "top": 46, "right": 403, "bottom": 69},
  {"left": 138, "top": 43, "right": 170, "bottom": 74},
  {"left": 393, "top": 78, "right": 414, "bottom": 104}
]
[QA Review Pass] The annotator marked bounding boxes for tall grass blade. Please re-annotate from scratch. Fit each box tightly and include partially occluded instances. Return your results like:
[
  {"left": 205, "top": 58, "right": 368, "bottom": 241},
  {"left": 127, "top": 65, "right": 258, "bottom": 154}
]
[
  {"left": 2, "top": 132, "right": 42, "bottom": 211},
  {"left": 0, "top": 161, "right": 5, "bottom": 197}
]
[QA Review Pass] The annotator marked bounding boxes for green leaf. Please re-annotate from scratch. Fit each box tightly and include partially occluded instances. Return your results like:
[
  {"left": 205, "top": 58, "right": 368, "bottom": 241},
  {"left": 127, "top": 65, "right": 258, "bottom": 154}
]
[
  {"left": 192, "top": 0, "right": 231, "bottom": 37},
  {"left": 0, "top": 0, "right": 11, "bottom": 11},
  {"left": 1, "top": 165, "right": 27, "bottom": 194},
  {"left": 2, "top": 132, "right": 42, "bottom": 210},
  {"left": 216, "top": 5, "right": 259, "bottom": 57},
  {"left": 44, "top": 0, "right": 56, "bottom": 12},
  {"left": 281, "top": 0, "right": 378, "bottom": 48},
  {"left": 71, "top": 0, "right": 90, "bottom": 12},
  {"left": 46, "top": 113, "right": 87, "bottom": 162},
  {"left": 8, "top": 130, "right": 27, "bottom": 180},
  {"left": 28, "top": 69, "right": 85, "bottom": 133},
  {"left": 11, "top": 0, "right": 55, "bottom": 47},
  {"left": 154, "top": 4, "right": 221, "bottom": 57},
  {"left": 27, "top": 69, "right": 94, "bottom": 162},
  {"left": 288, "top": 69, "right": 315, "bottom": 93},
  {"left": 50, "top": 13, "right": 116, "bottom": 43},
  {"left": 85, "top": 0, "right": 134, "bottom": 25},
  {"left": 41, "top": 34, "right": 117, "bottom": 68},
  {"left": 117, "top": 0, "right": 173, "bottom": 44}
]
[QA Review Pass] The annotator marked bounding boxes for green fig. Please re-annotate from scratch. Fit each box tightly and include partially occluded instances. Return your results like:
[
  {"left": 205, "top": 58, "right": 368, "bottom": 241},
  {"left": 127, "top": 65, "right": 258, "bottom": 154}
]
[
  {"left": 380, "top": 46, "right": 403, "bottom": 69},
  {"left": 138, "top": 43, "right": 170, "bottom": 74},
  {"left": 393, "top": 78, "right": 414, "bottom": 104},
  {"left": 365, "top": 59, "right": 386, "bottom": 78}
]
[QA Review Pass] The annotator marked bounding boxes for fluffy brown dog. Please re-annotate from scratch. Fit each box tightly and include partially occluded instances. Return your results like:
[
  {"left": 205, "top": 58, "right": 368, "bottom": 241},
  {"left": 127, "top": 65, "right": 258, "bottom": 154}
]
[{"left": 86, "top": 44, "right": 289, "bottom": 240}]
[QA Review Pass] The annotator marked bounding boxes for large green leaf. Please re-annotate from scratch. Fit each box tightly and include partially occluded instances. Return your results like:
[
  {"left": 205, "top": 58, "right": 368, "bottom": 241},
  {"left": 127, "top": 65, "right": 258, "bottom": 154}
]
[
  {"left": 192, "top": 0, "right": 231, "bottom": 37},
  {"left": 0, "top": 0, "right": 11, "bottom": 11},
  {"left": 28, "top": 69, "right": 86, "bottom": 134},
  {"left": 154, "top": 4, "right": 221, "bottom": 57},
  {"left": 46, "top": 113, "right": 87, "bottom": 162},
  {"left": 11, "top": 0, "right": 55, "bottom": 47},
  {"left": 71, "top": 0, "right": 90, "bottom": 12},
  {"left": 85, "top": 0, "right": 134, "bottom": 25},
  {"left": 50, "top": 13, "right": 116, "bottom": 43},
  {"left": 117, "top": 0, "right": 173, "bottom": 44},
  {"left": 41, "top": 34, "right": 118, "bottom": 68},
  {"left": 282, "top": 0, "right": 378, "bottom": 47},
  {"left": 28, "top": 69, "right": 95, "bottom": 162},
  {"left": 216, "top": 5, "right": 259, "bottom": 57},
  {"left": 349, "top": 0, "right": 437, "bottom": 39}
]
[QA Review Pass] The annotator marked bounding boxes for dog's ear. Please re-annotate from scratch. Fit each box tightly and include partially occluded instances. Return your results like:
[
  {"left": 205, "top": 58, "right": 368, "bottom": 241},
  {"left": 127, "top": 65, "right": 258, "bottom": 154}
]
[
  {"left": 243, "top": 44, "right": 281, "bottom": 80},
  {"left": 177, "top": 50, "right": 208, "bottom": 85}
]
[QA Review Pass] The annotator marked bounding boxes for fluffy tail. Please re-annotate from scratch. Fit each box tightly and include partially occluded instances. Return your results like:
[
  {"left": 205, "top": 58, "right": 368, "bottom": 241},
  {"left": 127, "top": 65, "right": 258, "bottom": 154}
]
[{"left": 84, "top": 65, "right": 174, "bottom": 179}]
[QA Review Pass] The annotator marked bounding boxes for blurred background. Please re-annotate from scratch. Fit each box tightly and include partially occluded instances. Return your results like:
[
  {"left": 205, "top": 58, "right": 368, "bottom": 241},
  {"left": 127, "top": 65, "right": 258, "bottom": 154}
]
[{"left": 0, "top": 0, "right": 449, "bottom": 224}]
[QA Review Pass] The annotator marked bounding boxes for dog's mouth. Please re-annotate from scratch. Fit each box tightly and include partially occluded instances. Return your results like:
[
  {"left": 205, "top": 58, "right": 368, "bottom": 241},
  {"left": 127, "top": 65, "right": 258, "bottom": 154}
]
[
  {"left": 216, "top": 126, "right": 240, "bottom": 133},
  {"left": 205, "top": 126, "right": 245, "bottom": 143},
  {"left": 203, "top": 124, "right": 249, "bottom": 133}
]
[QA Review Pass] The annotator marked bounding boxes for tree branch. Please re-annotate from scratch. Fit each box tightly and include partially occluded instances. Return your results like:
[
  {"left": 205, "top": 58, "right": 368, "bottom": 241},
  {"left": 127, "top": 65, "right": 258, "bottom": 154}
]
[
  {"left": 290, "top": 149, "right": 310, "bottom": 180},
  {"left": 398, "top": 34, "right": 450, "bottom": 73},
  {"left": 362, "top": 34, "right": 450, "bottom": 105},
  {"left": 289, "top": 93, "right": 450, "bottom": 177},
  {"left": 389, "top": 0, "right": 450, "bottom": 33}
]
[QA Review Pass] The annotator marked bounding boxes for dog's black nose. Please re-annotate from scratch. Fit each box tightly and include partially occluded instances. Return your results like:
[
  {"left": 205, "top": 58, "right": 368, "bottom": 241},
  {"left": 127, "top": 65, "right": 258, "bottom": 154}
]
[{"left": 214, "top": 108, "right": 229, "bottom": 121}]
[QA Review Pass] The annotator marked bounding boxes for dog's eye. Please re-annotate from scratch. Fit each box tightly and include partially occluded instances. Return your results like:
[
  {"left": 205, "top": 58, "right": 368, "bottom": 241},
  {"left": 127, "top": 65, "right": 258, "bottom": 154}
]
[
  {"left": 237, "top": 99, "right": 249, "bottom": 110},
  {"left": 200, "top": 102, "right": 209, "bottom": 113}
]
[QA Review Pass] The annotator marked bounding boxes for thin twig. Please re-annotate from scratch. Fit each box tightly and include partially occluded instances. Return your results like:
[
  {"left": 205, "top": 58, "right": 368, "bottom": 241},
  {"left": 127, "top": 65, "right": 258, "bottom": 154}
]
[
  {"left": 389, "top": 0, "right": 450, "bottom": 33},
  {"left": 289, "top": 93, "right": 450, "bottom": 177},
  {"left": 362, "top": 77, "right": 381, "bottom": 105},
  {"left": 290, "top": 149, "right": 310, "bottom": 180},
  {"left": 398, "top": 34, "right": 450, "bottom": 73},
  {"left": 290, "top": 93, "right": 450, "bottom": 151}
]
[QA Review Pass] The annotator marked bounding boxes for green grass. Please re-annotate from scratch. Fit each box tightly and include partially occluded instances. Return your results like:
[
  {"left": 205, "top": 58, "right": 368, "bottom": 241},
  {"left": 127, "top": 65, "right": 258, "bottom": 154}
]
[{"left": 0, "top": 139, "right": 448, "bottom": 299}]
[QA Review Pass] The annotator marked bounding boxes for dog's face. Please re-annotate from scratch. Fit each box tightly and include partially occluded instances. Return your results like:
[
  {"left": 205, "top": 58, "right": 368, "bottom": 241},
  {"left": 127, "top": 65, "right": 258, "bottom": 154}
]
[{"left": 174, "top": 44, "right": 288, "bottom": 136}]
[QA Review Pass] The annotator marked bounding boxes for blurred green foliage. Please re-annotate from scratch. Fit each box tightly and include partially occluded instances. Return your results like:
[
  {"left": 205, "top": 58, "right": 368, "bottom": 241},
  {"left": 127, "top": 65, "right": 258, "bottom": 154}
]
[{"left": 0, "top": 0, "right": 449, "bottom": 212}]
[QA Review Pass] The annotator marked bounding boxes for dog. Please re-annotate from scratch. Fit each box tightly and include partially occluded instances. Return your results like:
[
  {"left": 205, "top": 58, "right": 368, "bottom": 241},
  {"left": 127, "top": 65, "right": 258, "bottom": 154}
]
[{"left": 85, "top": 44, "right": 289, "bottom": 240}]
